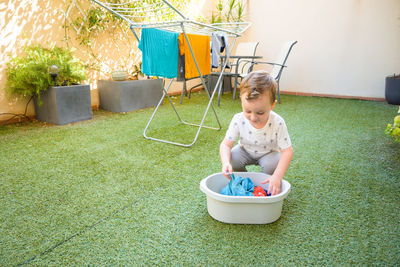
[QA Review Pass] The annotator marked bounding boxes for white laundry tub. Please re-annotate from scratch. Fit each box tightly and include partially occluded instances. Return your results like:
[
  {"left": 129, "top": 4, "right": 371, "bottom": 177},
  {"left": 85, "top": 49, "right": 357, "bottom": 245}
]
[{"left": 200, "top": 172, "right": 291, "bottom": 224}]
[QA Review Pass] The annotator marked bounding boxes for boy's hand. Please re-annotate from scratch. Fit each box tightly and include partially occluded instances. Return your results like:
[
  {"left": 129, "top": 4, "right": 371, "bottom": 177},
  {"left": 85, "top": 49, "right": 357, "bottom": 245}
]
[
  {"left": 261, "top": 175, "right": 281, "bottom": 195},
  {"left": 221, "top": 163, "right": 233, "bottom": 179}
]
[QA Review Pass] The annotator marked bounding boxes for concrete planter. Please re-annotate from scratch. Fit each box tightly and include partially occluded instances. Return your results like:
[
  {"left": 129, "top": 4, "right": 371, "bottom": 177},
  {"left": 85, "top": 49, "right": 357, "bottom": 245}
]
[
  {"left": 385, "top": 75, "right": 400, "bottom": 105},
  {"left": 34, "top": 84, "right": 92, "bottom": 125},
  {"left": 98, "top": 79, "right": 163, "bottom": 113}
]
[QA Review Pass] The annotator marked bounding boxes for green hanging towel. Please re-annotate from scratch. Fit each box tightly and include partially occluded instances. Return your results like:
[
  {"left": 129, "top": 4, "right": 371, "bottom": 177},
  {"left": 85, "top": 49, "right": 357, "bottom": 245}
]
[{"left": 139, "top": 28, "right": 179, "bottom": 78}]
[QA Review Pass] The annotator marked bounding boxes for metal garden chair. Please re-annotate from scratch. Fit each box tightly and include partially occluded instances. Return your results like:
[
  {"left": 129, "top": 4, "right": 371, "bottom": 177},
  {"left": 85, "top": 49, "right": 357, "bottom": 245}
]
[
  {"left": 215, "top": 42, "right": 260, "bottom": 105},
  {"left": 235, "top": 40, "right": 298, "bottom": 103}
]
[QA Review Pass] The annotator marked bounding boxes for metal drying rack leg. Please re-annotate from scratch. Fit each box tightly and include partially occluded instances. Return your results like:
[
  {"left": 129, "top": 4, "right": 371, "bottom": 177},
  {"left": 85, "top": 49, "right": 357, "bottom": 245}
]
[
  {"left": 143, "top": 28, "right": 237, "bottom": 147},
  {"left": 143, "top": 76, "right": 220, "bottom": 147}
]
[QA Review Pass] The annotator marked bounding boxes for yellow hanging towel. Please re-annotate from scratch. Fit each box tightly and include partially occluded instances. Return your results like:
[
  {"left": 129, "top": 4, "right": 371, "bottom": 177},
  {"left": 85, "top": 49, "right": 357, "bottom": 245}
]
[{"left": 178, "top": 33, "right": 211, "bottom": 79}]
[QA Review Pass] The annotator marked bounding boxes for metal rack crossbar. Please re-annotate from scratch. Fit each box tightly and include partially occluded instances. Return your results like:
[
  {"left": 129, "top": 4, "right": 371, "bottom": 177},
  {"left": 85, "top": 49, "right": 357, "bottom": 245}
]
[{"left": 90, "top": 0, "right": 250, "bottom": 147}]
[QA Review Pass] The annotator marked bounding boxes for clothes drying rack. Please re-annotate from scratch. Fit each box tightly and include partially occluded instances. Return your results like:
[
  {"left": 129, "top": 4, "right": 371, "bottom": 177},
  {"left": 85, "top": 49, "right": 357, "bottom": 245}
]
[{"left": 90, "top": 0, "right": 250, "bottom": 147}]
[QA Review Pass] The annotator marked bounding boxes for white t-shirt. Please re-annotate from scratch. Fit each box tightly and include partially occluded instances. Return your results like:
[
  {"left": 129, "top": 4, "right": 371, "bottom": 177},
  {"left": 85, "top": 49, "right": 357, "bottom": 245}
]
[{"left": 225, "top": 111, "right": 292, "bottom": 158}]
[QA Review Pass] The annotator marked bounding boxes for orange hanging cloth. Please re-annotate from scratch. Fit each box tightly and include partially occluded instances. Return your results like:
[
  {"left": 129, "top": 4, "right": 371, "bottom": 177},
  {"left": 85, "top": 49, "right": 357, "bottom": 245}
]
[{"left": 178, "top": 33, "right": 211, "bottom": 79}]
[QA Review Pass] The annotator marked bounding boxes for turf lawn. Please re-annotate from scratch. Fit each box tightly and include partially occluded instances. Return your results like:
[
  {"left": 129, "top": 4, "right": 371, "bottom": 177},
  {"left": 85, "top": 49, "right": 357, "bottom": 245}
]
[{"left": 1, "top": 91, "right": 399, "bottom": 266}]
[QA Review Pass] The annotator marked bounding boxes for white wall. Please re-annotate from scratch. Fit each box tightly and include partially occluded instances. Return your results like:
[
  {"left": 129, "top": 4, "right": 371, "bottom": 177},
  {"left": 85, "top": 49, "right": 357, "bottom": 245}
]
[{"left": 242, "top": 0, "right": 400, "bottom": 98}]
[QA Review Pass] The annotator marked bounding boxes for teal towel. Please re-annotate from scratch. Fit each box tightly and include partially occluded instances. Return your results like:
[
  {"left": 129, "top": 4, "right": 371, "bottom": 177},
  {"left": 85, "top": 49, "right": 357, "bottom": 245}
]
[
  {"left": 139, "top": 28, "right": 179, "bottom": 78},
  {"left": 220, "top": 174, "right": 254, "bottom": 196}
]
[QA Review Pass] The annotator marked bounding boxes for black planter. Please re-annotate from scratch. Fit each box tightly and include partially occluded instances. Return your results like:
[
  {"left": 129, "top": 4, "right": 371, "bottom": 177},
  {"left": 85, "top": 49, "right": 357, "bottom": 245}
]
[
  {"left": 385, "top": 75, "right": 400, "bottom": 105},
  {"left": 98, "top": 79, "right": 162, "bottom": 113},
  {"left": 34, "top": 85, "right": 92, "bottom": 125}
]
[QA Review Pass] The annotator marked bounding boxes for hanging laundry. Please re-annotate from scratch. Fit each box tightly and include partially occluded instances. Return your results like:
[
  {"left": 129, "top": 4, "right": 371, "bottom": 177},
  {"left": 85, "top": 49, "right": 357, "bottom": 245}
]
[
  {"left": 177, "top": 51, "right": 185, "bottom": 82},
  {"left": 220, "top": 174, "right": 254, "bottom": 196},
  {"left": 139, "top": 28, "right": 179, "bottom": 78},
  {"left": 211, "top": 32, "right": 229, "bottom": 68},
  {"left": 178, "top": 33, "right": 211, "bottom": 79}
]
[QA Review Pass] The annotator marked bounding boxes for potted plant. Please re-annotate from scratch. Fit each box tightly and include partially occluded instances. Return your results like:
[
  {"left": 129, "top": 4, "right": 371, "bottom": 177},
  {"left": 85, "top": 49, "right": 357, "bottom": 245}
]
[
  {"left": 385, "top": 74, "right": 400, "bottom": 105},
  {"left": 130, "top": 62, "right": 144, "bottom": 80},
  {"left": 5, "top": 44, "right": 92, "bottom": 125},
  {"left": 111, "top": 70, "right": 128, "bottom": 81}
]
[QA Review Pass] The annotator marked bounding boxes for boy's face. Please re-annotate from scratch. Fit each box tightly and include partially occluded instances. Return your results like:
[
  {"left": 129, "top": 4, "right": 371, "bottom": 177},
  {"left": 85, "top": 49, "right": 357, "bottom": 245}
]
[{"left": 240, "top": 93, "right": 276, "bottom": 129}]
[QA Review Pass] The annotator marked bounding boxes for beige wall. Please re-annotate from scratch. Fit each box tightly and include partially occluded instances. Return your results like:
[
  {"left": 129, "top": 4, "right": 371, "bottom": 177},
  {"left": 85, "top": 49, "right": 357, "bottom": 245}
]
[
  {"left": 0, "top": 0, "right": 67, "bottom": 120},
  {"left": 242, "top": 0, "right": 400, "bottom": 99},
  {"left": 0, "top": 0, "right": 122, "bottom": 120},
  {"left": 0, "top": 0, "right": 212, "bottom": 122}
]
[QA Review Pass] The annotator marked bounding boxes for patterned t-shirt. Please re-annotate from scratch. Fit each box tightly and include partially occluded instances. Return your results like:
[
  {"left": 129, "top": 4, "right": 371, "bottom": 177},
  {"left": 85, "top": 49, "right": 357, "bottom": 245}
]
[{"left": 225, "top": 111, "right": 292, "bottom": 158}]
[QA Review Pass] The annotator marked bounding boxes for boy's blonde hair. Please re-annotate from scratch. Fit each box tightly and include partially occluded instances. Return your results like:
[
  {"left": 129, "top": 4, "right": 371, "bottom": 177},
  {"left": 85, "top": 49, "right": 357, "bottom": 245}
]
[{"left": 239, "top": 70, "right": 277, "bottom": 104}]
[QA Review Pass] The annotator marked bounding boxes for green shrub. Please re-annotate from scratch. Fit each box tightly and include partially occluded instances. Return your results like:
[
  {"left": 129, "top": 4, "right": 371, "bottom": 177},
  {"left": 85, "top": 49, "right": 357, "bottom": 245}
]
[
  {"left": 5, "top": 44, "right": 87, "bottom": 104},
  {"left": 211, "top": 0, "right": 245, "bottom": 23},
  {"left": 385, "top": 106, "right": 400, "bottom": 143}
]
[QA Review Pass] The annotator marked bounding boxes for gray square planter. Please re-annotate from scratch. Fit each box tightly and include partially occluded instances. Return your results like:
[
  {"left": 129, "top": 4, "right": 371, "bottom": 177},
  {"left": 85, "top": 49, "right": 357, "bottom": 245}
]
[
  {"left": 98, "top": 79, "right": 163, "bottom": 113},
  {"left": 34, "top": 84, "right": 92, "bottom": 125}
]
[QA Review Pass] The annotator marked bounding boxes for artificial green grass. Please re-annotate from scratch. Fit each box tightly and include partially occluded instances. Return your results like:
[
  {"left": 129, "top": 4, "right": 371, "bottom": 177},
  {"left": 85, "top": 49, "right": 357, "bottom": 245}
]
[{"left": 1, "top": 91, "right": 399, "bottom": 265}]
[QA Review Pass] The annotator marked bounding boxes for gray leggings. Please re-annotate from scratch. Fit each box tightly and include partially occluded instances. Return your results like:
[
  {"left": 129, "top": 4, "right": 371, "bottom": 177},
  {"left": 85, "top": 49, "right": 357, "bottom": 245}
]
[{"left": 231, "top": 145, "right": 280, "bottom": 175}]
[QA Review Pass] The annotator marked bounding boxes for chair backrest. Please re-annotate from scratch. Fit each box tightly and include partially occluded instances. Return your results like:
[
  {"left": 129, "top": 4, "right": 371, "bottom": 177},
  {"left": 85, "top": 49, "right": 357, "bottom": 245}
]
[
  {"left": 270, "top": 40, "right": 297, "bottom": 80},
  {"left": 234, "top": 42, "right": 259, "bottom": 74}
]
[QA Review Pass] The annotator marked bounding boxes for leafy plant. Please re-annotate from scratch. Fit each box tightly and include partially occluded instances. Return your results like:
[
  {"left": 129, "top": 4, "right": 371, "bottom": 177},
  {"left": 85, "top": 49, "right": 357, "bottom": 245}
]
[
  {"left": 5, "top": 44, "right": 86, "bottom": 105},
  {"left": 130, "top": 62, "right": 143, "bottom": 79},
  {"left": 385, "top": 106, "right": 400, "bottom": 142},
  {"left": 211, "top": 0, "right": 246, "bottom": 23}
]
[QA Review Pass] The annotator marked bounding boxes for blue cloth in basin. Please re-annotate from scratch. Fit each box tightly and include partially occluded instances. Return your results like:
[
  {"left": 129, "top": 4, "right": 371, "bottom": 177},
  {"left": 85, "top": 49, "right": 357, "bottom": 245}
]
[{"left": 220, "top": 174, "right": 254, "bottom": 196}]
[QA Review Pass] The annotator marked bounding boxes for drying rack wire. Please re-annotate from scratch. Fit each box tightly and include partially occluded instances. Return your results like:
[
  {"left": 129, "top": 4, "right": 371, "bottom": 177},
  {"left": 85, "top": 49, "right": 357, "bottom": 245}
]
[
  {"left": 90, "top": 0, "right": 250, "bottom": 36},
  {"left": 90, "top": 0, "right": 250, "bottom": 147}
]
